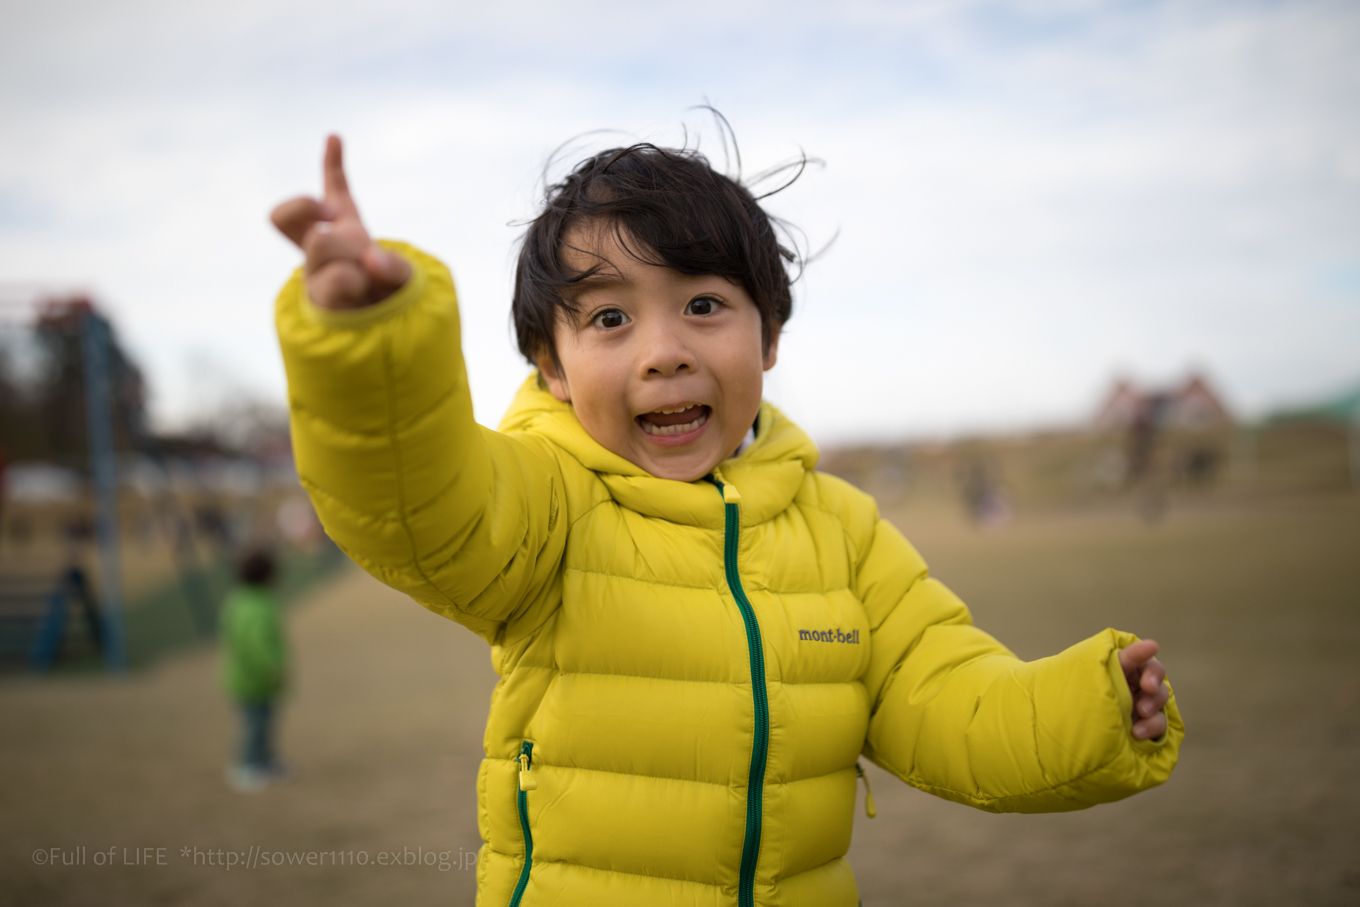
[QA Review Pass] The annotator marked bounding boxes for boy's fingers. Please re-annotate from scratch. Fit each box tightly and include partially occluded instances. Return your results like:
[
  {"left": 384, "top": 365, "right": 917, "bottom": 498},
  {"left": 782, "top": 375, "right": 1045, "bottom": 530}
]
[
  {"left": 1139, "top": 666, "right": 1171, "bottom": 713},
  {"left": 1140, "top": 658, "right": 1166, "bottom": 694},
  {"left": 1118, "top": 639, "right": 1159, "bottom": 676},
  {"left": 270, "top": 196, "right": 336, "bottom": 248},
  {"left": 1132, "top": 711, "right": 1167, "bottom": 740},
  {"left": 323, "top": 135, "right": 361, "bottom": 221},
  {"left": 1138, "top": 681, "right": 1171, "bottom": 717},
  {"left": 303, "top": 222, "right": 371, "bottom": 276},
  {"left": 307, "top": 259, "right": 369, "bottom": 310},
  {"left": 361, "top": 246, "right": 413, "bottom": 292},
  {"left": 306, "top": 244, "right": 410, "bottom": 309}
]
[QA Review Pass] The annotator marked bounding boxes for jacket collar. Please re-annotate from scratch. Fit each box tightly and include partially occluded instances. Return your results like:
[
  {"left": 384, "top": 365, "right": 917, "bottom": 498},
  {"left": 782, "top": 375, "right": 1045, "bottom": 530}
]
[{"left": 498, "top": 373, "right": 818, "bottom": 528}]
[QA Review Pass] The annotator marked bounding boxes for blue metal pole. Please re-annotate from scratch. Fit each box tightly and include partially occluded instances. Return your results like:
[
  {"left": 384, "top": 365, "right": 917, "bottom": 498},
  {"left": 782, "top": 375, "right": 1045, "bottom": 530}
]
[{"left": 81, "top": 311, "right": 128, "bottom": 672}]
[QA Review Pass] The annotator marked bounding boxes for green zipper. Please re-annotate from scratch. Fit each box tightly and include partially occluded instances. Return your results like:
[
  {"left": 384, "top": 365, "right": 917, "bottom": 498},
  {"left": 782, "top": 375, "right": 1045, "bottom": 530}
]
[
  {"left": 508, "top": 740, "right": 534, "bottom": 907},
  {"left": 710, "top": 476, "right": 769, "bottom": 907}
]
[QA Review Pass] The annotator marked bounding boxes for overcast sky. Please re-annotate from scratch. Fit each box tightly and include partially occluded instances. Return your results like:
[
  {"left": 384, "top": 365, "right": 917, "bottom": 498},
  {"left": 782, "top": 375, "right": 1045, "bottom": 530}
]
[{"left": 1, "top": 0, "right": 1356, "bottom": 444}]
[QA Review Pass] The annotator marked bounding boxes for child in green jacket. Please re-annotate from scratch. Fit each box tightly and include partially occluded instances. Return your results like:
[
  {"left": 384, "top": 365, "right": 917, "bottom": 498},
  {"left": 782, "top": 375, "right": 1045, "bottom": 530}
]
[{"left": 220, "top": 548, "right": 288, "bottom": 792}]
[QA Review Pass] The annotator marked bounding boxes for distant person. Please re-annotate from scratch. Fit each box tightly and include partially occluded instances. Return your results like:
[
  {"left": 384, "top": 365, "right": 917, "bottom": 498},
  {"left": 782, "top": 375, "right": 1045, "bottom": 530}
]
[
  {"left": 1125, "top": 391, "right": 1172, "bottom": 485},
  {"left": 268, "top": 133, "right": 1183, "bottom": 904},
  {"left": 220, "top": 548, "right": 288, "bottom": 792},
  {"left": 960, "top": 460, "right": 1012, "bottom": 528},
  {"left": 1126, "top": 393, "right": 1172, "bottom": 522}
]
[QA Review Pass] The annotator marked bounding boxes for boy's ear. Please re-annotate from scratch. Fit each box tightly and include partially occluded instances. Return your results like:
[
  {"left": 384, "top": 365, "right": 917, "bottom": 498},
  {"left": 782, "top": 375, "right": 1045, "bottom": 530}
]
[
  {"left": 762, "top": 330, "right": 780, "bottom": 372},
  {"left": 535, "top": 350, "right": 572, "bottom": 403}
]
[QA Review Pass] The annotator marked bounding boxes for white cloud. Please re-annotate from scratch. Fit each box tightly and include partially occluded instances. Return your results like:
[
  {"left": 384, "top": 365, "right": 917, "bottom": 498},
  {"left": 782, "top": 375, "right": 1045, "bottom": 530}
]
[{"left": 1, "top": 0, "right": 1356, "bottom": 443}]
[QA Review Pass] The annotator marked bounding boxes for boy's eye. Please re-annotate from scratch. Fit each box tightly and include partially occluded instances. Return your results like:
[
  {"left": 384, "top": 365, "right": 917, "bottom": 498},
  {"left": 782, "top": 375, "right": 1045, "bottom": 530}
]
[
  {"left": 686, "top": 296, "right": 720, "bottom": 316},
  {"left": 592, "top": 309, "right": 629, "bottom": 329}
]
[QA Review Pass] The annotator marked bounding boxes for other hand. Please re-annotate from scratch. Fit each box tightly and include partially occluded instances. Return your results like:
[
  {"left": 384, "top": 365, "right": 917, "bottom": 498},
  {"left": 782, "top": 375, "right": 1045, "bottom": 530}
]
[
  {"left": 269, "top": 135, "right": 411, "bottom": 310},
  {"left": 1117, "top": 639, "right": 1170, "bottom": 740}
]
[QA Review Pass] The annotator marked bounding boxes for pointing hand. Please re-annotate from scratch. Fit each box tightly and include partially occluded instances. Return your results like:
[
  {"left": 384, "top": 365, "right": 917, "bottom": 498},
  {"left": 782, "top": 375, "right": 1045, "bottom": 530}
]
[{"left": 270, "top": 135, "right": 411, "bottom": 310}]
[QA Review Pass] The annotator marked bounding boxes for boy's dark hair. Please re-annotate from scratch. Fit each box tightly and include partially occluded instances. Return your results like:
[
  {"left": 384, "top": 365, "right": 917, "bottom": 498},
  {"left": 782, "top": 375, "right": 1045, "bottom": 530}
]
[
  {"left": 238, "top": 548, "right": 276, "bottom": 587},
  {"left": 512, "top": 142, "right": 800, "bottom": 364}
]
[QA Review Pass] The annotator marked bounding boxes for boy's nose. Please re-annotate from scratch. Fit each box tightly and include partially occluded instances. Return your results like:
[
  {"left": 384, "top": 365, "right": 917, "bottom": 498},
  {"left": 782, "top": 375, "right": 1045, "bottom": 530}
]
[{"left": 638, "top": 327, "right": 697, "bottom": 378}]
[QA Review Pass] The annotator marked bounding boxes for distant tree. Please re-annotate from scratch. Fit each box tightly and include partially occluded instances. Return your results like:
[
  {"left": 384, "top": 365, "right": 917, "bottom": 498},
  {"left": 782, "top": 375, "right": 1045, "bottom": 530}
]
[
  {"left": 0, "top": 339, "right": 47, "bottom": 460},
  {"left": 0, "top": 298, "right": 147, "bottom": 466}
]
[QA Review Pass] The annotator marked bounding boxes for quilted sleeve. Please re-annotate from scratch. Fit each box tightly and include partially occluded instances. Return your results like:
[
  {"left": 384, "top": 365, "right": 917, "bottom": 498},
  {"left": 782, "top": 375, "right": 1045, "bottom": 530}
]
[
  {"left": 856, "top": 517, "right": 1184, "bottom": 813},
  {"left": 275, "top": 241, "right": 567, "bottom": 643}
]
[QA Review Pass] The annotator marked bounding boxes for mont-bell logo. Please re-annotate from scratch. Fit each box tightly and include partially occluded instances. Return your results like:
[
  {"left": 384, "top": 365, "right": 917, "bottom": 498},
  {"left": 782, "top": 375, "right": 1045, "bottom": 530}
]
[{"left": 798, "top": 628, "right": 861, "bottom": 644}]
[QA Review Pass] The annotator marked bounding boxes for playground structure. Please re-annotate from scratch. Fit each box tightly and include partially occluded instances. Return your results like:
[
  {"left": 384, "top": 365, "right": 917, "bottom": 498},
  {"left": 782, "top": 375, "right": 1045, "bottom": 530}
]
[
  {"left": 0, "top": 293, "right": 331, "bottom": 675},
  {"left": 0, "top": 567, "right": 102, "bottom": 671},
  {"left": 0, "top": 300, "right": 128, "bottom": 671}
]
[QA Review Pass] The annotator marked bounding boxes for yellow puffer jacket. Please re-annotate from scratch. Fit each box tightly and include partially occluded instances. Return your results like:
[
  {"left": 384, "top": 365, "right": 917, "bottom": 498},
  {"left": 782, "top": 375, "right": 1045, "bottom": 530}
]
[{"left": 276, "top": 242, "right": 1183, "bottom": 907}]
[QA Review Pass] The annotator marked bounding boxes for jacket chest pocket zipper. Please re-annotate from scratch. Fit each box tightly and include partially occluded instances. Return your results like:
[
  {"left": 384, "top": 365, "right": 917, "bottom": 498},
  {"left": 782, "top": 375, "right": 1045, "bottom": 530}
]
[{"left": 508, "top": 741, "right": 535, "bottom": 907}]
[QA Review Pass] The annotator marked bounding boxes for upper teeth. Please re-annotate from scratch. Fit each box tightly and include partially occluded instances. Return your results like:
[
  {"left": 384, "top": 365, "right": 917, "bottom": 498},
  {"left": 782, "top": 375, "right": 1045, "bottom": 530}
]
[{"left": 655, "top": 406, "right": 697, "bottom": 414}]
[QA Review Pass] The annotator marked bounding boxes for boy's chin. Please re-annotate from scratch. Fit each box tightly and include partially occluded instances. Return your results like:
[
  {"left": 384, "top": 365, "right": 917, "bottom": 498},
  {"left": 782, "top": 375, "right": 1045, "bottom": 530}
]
[
  {"left": 646, "top": 460, "right": 718, "bottom": 483},
  {"left": 632, "top": 442, "right": 729, "bottom": 483},
  {"left": 641, "top": 462, "right": 718, "bottom": 481}
]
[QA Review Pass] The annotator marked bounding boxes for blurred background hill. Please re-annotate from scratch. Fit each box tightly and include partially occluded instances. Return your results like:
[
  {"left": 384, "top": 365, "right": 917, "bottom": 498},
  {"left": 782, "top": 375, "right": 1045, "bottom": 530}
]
[{"left": 822, "top": 370, "right": 1360, "bottom": 523}]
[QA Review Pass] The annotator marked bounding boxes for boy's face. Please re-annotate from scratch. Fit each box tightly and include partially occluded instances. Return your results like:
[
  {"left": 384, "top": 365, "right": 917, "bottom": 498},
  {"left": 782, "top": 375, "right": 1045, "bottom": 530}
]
[{"left": 537, "top": 225, "right": 778, "bottom": 482}]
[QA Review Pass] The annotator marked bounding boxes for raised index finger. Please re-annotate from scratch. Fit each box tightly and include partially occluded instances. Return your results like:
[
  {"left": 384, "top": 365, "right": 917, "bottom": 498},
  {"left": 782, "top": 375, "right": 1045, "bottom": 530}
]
[{"left": 323, "top": 134, "right": 360, "bottom": 221}]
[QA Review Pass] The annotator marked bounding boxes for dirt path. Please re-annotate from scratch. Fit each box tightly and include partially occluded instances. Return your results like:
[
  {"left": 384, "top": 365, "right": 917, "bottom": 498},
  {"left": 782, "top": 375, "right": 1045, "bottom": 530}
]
[
  {"left": 3, "top": 495, "right": 1359, "bottom": 905},
  {"left": 1, "top": 568, "right": 496, "bottom": 906}
]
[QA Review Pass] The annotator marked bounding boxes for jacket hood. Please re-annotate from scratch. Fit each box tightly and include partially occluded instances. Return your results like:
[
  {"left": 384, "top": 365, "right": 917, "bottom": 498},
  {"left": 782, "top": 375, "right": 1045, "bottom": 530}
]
[{"left": 498, "top": 373, "right": 819, "bottom": 528}]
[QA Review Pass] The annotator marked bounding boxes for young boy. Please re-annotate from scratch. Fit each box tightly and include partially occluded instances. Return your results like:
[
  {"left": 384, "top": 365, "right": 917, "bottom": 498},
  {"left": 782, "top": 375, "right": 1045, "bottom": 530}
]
[
  {"left": 220, "top": 548, "right": 288, "bottom": 792},
  {"left": 271, "top": 135, "right": 1182, "bottom": 906}
]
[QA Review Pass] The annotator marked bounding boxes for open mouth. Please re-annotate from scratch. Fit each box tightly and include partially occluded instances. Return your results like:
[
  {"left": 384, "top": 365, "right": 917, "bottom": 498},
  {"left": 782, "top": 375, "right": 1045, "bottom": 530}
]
[{"left": 636, "top": 404, "right": 710, "bottom": 438}]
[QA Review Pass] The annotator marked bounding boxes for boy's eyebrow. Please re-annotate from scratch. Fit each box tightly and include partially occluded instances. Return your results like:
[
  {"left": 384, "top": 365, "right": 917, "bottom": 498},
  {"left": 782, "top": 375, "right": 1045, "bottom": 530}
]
[
  {"left": 559, "top": 270, "right": 630, "bottom": 316},
  {"left": 568, "top": 267, "right": 630, "bottom": 293}
]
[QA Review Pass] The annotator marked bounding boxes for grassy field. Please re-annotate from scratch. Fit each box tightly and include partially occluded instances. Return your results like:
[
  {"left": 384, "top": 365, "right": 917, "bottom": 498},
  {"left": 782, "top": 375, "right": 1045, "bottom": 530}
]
[
  {"left": 852, "top": 493, "right": 1360, "bottom": 905},
  {"left": 1, "top": 492, "right": 1357, "bottom": 905}
]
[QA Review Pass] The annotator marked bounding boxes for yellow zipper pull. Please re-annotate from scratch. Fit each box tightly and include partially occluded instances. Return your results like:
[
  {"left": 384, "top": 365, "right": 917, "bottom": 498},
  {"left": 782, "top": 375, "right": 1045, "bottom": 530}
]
[
  {"left": 712, "top": 469, "right": 741, "bottom": 503},
  {"left": 856, "top": 762, "right": 877, "bottom": 818},
  {"left": 518, "top": 754, "right": 536, "bottom": 791}
]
